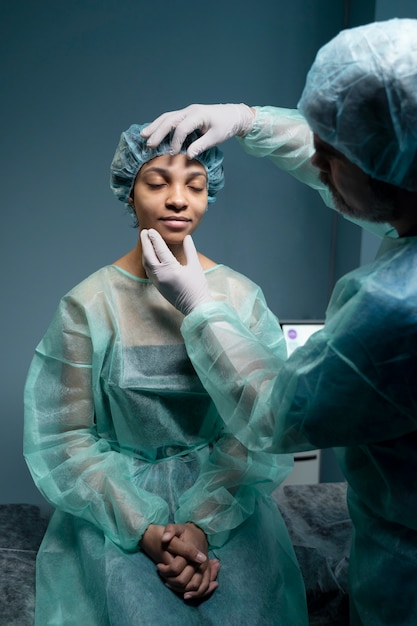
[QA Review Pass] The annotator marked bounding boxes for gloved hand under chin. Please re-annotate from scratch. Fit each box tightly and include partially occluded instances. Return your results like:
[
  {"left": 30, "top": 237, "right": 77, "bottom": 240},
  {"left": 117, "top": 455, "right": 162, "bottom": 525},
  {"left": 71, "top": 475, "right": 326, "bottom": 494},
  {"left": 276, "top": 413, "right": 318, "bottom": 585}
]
[
  {"left": 140, "top": 229, "right": 213, "bottom": 316},
  {"left": 141, "top": 103, "right": 255, "bottom": 158}
]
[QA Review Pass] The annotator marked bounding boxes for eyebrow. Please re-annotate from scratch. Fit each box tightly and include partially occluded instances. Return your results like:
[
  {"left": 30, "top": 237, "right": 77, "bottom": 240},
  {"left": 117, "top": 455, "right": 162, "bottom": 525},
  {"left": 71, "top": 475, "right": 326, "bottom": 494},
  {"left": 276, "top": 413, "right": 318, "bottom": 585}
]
[{"left": 143, "top": 166, "right": 207, "bottom": 180}]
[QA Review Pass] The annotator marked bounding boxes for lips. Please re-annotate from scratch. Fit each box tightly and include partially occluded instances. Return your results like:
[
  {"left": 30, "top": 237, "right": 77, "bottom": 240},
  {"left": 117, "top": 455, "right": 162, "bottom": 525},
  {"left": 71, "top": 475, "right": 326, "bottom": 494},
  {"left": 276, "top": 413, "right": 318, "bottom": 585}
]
[
  {"left": 158, "top": 216, "right": 192, "bottom": 231},
  {"left": 159, "top": 216, "right": 190, "bottom": 222}
]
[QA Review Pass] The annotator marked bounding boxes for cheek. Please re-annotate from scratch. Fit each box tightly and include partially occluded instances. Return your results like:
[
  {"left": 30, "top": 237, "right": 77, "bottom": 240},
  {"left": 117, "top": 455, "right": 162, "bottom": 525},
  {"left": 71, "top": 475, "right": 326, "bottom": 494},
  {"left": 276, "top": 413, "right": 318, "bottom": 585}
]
[
  {"left": 329, "top": 164, "right": 353, "bottom": 195},
  {"left": 311, "top": 152, "right": 329, "bottom": 172},
  {"left": 195, "top": 199, "right": 209, "bottom": 219},
  {"left": 187, "top": 207, "right": 206, "bottom": 235},
  {"left": 133, "top": 193, "right": 158, "bottom": 214}
]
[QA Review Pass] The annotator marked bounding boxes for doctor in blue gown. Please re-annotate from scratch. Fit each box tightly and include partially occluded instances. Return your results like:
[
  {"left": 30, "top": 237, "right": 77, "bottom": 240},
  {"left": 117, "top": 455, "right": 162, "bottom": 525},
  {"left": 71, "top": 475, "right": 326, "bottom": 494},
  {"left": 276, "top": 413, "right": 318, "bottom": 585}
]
[{"left": 141, "top": 18, "right": 417, "bottom": 626}]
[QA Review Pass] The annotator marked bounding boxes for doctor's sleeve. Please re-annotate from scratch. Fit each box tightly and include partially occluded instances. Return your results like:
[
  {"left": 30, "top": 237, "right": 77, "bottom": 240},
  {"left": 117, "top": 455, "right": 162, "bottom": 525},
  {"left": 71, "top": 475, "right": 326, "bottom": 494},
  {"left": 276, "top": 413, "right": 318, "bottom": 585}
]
[
  {"left": 181, "top": 297, "right": 417, "bottom": 454},
  {"left": 239, "top": 106, "right": 396, "bottom": 239},
  {"left": 175, "top": 287, "right": 293, "bottom": 547}
]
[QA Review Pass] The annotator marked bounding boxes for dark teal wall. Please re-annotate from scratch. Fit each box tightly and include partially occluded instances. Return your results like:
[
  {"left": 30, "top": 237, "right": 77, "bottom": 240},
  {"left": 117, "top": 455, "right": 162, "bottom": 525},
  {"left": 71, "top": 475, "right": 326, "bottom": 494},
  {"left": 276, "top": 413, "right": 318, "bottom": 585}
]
[
  {"left": 2, "top": 0, "right": 415, "bottom": 503},
  {"left": 1, "top": 0, "right": 347, "bottom": 506}
]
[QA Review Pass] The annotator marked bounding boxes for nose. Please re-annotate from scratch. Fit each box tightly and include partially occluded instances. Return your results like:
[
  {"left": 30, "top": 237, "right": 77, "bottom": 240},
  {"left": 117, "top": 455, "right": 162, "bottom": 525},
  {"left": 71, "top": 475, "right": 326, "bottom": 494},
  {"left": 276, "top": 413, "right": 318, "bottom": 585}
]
[{"left": 166, "top": 184, "right": 187, "bottom": 211}]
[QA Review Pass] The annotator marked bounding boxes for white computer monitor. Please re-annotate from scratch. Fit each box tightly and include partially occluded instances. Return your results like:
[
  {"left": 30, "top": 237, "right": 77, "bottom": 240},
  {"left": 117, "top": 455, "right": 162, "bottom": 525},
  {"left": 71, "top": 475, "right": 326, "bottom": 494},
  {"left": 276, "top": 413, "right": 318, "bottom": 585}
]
[
  {"left": 279, "top": 320, "right": 325, "bottom": 484},
  {"left": 281, "top": 320, "right": 324, "bottom": 356}
]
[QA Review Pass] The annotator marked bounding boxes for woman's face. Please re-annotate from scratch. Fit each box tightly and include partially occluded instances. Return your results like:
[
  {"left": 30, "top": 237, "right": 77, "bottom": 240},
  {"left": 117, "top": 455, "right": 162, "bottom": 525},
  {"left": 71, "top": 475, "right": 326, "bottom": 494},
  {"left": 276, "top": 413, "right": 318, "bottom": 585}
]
[{"left": 129, "top": 153, "right": 208, "bottom": 246}]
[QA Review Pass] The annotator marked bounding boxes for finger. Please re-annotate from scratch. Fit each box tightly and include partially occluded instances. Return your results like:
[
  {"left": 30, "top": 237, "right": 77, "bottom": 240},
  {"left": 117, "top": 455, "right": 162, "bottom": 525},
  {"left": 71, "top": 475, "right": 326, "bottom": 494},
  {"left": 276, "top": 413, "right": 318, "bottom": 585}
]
[
  {"left": 184, "top": 581, "right": 219, "bottom": 601},
  {"left": 140, "top": 113, "right": 171, "bottom": 137},
  {"left": 161, "top": 522, "right": 185, "bottom": 543},
  {"left": 157, "top": 555, "right": 188, "bottom": 578},
  {"left": 183, "top": 567, "right": 217, "bottom": 600},
  {"left": 185, "top": 132, "right": 217, "bottom": 159},
  {"left": 161, "top": 562, "right": 197, "bottom": 589},
  {"left": 140, "top": 111, "right": 178, "bottom": 137},
  {"left": 166, "top": 535, "right": 207, "bottom": 564},
  {"left": 140, "top": 229, "right": 160, "bottom": 266},
  {"left": 146, "top": 229, "right": 179, "bottom": 265},
  {"left": 169, "top": 122, "right": 203, "bottom": 156},
  {"left": 185, "top": 564, "right": 208, "bottom": 592},
  {"left": 182, "top": 235, "right": 199, "bottom": 265},
  {"left": 164, "top": 579, "right": 218, "bottom": 599},
  {"left": 182, "top": 560, "right": 220, "bottom": 600},
  {"left": 167, "top": 108, "right": 206, "bottom": 155},
  {"left": 161, "top": 524, "right": 177, "bottom": 543},
  {"left": 204, "top": 580, "right": 219, "bottom": 597},
  {"left": 142, "top": 111, "right": 187, "bottom": 148},
  {"left": 209, "top": 558, "right": 221, "bottom": 581}
]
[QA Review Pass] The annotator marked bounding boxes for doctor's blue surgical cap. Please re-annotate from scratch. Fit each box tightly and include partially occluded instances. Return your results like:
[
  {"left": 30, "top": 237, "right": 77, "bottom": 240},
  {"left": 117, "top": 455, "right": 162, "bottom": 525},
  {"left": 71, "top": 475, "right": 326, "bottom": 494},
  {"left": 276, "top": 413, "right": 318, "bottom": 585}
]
[
  {"left": 110, "top": 124, "right": 225, "bottom": 215},
  {"left": 298, "top": 18, "right": 417, "bottom": 191}
]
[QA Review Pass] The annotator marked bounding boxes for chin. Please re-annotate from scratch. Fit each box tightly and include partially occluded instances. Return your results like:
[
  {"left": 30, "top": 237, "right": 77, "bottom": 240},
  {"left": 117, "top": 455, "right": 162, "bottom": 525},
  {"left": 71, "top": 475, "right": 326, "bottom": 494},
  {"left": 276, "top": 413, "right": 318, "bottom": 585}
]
[
  {"left": 162, "top": 234, "right": 186, "bottom": 247},
  {"left": 320, "top": 173, "right": 359, "bottom": 218}
]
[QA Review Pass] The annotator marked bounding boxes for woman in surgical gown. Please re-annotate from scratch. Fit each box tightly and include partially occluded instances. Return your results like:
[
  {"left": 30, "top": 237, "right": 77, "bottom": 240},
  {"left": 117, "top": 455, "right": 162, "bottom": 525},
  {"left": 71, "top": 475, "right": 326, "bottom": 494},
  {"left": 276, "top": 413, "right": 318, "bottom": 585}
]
[{"left": 23, "top": 124, "right": 308, "bottom": 626}]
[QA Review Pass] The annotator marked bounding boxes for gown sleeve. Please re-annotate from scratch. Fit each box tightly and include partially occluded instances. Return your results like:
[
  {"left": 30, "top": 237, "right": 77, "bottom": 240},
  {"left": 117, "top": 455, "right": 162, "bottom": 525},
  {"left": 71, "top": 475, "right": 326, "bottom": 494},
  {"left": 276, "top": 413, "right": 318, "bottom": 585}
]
[
  {"left": 239, "top": 106, "right": 398, "bottom": 239},
  {"left": 175, "top": 285, "right": 294, "bottom": 547},
  {"left": 23, "top": 292, "right": 169, "bottom": 552},
  {"left": 180, "top": 263, "right": 417, "bottom": 455}
]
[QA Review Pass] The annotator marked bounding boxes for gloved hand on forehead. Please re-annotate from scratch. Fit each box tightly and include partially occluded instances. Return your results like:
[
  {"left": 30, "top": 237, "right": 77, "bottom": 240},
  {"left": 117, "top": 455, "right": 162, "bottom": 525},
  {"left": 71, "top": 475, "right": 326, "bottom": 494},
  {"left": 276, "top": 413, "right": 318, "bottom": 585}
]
[
  {"left": 140, "top": 229, "right": 213, "bottom": 316},
  {"left": 141, "top": 103, "right": 255, "bottom": 159}
]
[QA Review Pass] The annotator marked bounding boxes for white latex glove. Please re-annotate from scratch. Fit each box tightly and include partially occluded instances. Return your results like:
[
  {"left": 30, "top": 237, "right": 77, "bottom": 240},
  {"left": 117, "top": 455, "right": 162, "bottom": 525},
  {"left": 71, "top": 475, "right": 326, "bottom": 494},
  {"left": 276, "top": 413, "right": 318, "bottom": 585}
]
[
  {"left": 140, "top": 229, "right": 213, "bottom": 316},
  {"left": 141, "top": 103, "right": 255, "bottom": 159}
]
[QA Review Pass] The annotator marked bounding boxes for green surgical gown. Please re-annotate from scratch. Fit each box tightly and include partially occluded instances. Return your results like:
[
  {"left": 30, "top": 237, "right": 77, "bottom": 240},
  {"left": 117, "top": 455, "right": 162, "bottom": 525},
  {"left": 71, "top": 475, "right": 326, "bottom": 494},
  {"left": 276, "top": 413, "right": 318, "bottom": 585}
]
[
  {"left": 24, "top": 264, "right": 308, "bottom": 626},
  {"left": 180, "top": 107, "right": 417, "bottom": 625}
]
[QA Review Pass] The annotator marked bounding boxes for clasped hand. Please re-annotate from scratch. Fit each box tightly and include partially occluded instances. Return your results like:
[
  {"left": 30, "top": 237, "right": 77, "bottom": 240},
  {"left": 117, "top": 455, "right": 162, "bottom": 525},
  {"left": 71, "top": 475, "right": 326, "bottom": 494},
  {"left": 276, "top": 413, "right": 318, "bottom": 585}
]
[{"left": 140, "top": 522, "right": 220, "bottom": 601}]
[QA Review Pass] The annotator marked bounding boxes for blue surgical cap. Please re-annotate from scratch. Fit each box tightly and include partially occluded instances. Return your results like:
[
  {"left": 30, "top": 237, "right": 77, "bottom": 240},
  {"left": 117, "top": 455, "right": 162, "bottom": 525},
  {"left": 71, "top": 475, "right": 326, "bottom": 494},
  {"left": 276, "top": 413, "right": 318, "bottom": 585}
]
[
  {"left": 110, "top": 124, "right": 225, "bottom": 215},
  {"left": 298, "top": 18, "right": 417, "bottom": 191}
]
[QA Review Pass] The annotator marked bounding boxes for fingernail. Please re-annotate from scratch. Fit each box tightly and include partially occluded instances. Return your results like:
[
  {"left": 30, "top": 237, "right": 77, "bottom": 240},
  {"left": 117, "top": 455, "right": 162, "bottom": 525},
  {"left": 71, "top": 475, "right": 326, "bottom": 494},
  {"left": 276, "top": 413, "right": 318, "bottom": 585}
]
[
  {"left": 184, "top": 593, "right": 193, "bottom": 600},
  {"left": 196, "top": 552, "right": 207, "bottom": 563}
]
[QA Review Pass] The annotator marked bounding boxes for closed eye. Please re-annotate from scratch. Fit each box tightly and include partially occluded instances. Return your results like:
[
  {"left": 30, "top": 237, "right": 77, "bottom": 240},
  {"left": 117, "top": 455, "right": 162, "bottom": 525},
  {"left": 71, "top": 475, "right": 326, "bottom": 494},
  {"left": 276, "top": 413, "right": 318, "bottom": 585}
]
[{"left": 147, "top": 183, "right": 166, "bottom": 189}]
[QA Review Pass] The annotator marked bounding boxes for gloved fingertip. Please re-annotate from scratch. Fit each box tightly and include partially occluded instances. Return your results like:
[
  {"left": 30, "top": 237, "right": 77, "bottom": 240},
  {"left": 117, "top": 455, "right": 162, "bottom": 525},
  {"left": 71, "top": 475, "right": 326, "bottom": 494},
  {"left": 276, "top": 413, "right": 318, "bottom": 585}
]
[{"left": 168, "top": 140, "right": 181, "bottom": 156}]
